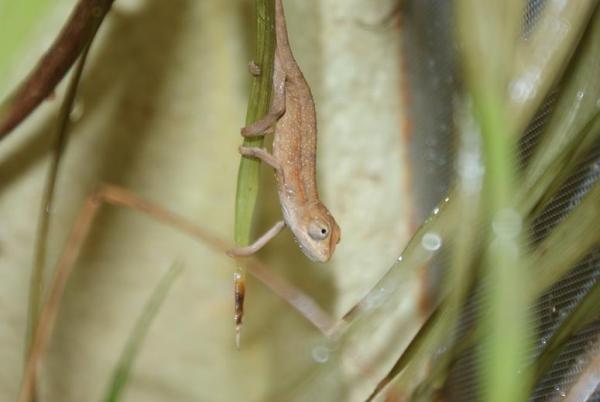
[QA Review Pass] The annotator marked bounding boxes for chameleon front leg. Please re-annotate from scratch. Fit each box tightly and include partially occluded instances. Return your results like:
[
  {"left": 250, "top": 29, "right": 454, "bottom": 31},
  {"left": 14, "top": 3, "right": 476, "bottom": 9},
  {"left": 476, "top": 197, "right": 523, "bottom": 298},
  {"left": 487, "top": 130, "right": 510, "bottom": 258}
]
[
  {"left": 238, "top": 145, "right": 281, "bottom": 171},
  {"left": 227, "top": 220, "right": 286, "bottom": 257},
  {"left": 240, "top": 54, "right": 286, "bottom": 138},
  {"left": 231, "top": 147, "right": 288, "bottom": 257}
]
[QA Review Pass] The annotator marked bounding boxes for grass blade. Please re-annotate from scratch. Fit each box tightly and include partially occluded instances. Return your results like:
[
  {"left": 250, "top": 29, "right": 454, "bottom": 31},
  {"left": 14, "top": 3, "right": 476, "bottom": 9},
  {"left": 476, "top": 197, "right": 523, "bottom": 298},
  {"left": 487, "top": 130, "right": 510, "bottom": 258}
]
[
  {"left": 532, "top": 279, "right": 600, "bottom": 384},
  {"left": 456, "top": 1, "right": 531, "bottom": 401},
  {"left": 518, "top": 8, "right": 600, "bottom": 216},
  {"left": 232, "top": 0, "right": 275, "bottom": 340},
  {"left": 27, "top": 39, "right": 94, "bottom": 356},
  {"left": 528, "top": 181, "right": 600, "bottom": 297},
  {"left": 102, "top": 263, "right": 183, "bottom": 402},
  {"left": 508, "top": 0, "right": 598, "bottom": 136}
]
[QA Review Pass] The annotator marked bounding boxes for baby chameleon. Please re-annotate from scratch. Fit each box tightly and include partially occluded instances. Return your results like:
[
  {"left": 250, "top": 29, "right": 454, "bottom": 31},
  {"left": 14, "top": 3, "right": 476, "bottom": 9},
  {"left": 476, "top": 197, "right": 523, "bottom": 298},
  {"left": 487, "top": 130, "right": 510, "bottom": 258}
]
[{"left": 229, "top": 0, "right": 340, "bottom": 262}]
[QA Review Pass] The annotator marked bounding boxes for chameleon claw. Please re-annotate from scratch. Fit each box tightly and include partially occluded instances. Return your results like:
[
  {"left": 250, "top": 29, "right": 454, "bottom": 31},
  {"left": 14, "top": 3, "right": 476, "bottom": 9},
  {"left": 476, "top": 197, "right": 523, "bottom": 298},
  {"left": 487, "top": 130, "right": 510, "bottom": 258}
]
[{"left": 248, "top": 60, "right": 262, "bottom": 76}]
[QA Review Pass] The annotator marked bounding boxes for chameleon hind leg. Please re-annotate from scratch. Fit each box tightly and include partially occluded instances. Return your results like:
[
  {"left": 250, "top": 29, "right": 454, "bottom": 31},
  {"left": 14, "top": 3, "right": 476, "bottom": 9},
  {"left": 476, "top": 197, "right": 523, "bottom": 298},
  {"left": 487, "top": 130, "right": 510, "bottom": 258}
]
[{"left": 240, "top": 53, "right": 286, "bottom": 138}]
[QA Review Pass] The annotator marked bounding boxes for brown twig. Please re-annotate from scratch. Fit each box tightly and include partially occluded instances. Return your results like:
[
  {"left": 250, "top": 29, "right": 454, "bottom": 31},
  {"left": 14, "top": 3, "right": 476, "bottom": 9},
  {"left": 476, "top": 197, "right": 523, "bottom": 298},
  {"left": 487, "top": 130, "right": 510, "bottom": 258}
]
[
  {"left": 18, "top": 184, "right": 335, "bottom": 402},
  {"left": 0, "top": 0, "right": 115, "bottom": 139},
  {"left": 18, "top": 191, "right": 100, "bottom": 402}
]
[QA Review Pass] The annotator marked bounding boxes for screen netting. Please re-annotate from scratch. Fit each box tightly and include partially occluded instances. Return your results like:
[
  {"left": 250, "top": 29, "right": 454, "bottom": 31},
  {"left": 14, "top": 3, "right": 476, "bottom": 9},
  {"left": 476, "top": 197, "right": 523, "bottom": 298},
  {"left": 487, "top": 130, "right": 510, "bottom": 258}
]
[{"left": 402, "top": 0, "right": 600, "bottom": 400}]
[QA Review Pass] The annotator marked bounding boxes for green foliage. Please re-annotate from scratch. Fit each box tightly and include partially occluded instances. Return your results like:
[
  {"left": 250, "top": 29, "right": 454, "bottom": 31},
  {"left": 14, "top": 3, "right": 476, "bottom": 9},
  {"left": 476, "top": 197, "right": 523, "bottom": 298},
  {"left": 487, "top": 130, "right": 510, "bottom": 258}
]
[
  {"left": 3, "top": 1, "right": 600, "bottom": 401},
  {"left": 102, "top": 263, "right": 183, "bottom": 402},
  {"left": 234, "top": 0, "right": 276, "bottom": 247},
  {"left": 0, "top": 0, "right": 49, "bottom": 91}
]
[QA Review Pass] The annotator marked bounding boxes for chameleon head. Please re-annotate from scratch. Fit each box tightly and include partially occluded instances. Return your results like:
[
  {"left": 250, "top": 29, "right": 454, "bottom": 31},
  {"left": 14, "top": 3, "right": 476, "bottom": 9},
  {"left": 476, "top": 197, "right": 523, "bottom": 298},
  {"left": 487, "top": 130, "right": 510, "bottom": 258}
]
[{"left": 293, "top": 203, "right": 341, "bottom": 262}]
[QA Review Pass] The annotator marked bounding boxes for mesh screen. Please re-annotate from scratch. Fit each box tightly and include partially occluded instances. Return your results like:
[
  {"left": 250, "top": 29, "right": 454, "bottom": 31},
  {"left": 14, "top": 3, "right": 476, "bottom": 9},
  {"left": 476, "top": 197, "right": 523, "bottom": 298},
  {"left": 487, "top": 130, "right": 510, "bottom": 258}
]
[{"left": 401, "top": 0, "right": 600, "bottom": 400}]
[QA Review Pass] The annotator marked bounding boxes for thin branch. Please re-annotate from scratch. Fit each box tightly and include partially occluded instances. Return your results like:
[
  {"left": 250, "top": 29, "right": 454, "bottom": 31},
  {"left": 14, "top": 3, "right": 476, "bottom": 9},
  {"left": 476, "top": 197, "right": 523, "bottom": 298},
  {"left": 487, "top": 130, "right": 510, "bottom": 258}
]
[
  {"left": 232, "top": 0, "right": 276, "bottom": 344},
  {"left": 18, "top": 184, "right": 334, "bottom": 402},
  {"left": 0, "top": 0, "right": 114, "bottom": 139},
  {"left": 18, "top": 190, "right": 100, "bottom": 402}
]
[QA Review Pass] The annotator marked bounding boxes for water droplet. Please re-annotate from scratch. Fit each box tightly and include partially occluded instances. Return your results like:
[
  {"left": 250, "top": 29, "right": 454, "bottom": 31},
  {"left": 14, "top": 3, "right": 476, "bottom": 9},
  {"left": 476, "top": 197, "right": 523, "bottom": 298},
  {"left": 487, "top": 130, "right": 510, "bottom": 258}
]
[
  {"left": 233, "top": 272, "right": 242, "bottom": 281},
  {"left": 311, "top": 345, "right": 330, "bottom": 363},
  {"left": 492, "top": 209, "right": 522, "bottom": 239},
  {"left": 422, "top": 232, "right": 442, "bottom": 251},
  {"left": 397, "top": 255, "right": 403, "bottom": 262},
  {"left": 576, "top": 90, "right": 585, "bottom": 100},
  {"left": 509, "top": 76, "right": 536, "bottom": 103},
  {"left": 541, "top": 336, "right": 548, "bottom": 346},
  {"left": 432, "top": 207, "right": 440, "bottom": 215},
  {"left": 444, "top": 197, "right": 450, "bottom": 203},
  {"left": 554, "top": 385, "right": 566, "bottom": 397},
  {"left": 458, "top": 151, "right": 484, "bottom": 190}
]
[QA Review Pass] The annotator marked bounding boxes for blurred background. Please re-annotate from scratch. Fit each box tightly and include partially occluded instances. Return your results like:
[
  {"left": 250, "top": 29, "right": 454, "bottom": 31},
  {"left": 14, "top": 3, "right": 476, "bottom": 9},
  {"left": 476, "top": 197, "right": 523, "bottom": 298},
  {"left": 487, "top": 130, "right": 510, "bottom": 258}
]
[{"left": 1, "top": 0, "right": 599, "bottom": 401}]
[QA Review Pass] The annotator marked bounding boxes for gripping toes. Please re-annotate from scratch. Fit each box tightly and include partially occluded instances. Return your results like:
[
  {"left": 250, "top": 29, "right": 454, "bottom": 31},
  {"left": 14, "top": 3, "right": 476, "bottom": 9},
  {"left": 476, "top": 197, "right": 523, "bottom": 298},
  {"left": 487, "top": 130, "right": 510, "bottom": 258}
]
[
  {"left": 241, "top": 116, "right": 277, "bottom": 138},
  {"left": 239, "top": 146, "right": 280, "bottom": 170}
]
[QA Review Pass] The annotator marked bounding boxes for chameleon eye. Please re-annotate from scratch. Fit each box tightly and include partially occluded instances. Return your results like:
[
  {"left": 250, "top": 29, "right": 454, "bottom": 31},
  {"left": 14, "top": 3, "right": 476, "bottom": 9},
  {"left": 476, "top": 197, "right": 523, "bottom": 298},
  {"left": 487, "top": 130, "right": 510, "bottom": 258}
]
[{"left": 308, "top": 219, "right": 330, "bottom": 240}]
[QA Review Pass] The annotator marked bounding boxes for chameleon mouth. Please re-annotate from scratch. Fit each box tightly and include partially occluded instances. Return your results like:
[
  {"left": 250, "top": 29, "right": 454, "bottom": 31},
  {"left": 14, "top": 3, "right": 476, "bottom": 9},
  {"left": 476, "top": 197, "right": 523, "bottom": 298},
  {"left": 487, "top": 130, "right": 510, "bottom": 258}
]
[
  {"left": 330, "top": 222, "right": 341, "bottom": 246},
  {"left": 298, "top": 239, "right": 332, "bottom": 263}
]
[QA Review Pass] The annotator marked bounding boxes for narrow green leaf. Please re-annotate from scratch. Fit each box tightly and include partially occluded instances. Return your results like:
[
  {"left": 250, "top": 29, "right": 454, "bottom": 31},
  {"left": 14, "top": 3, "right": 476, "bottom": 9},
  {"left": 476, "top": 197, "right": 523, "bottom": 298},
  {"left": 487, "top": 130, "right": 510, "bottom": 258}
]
[
  {"left": 532, "top": 279, "right": 600, "bottom": 384},
  {"left": 234, "top": 0, "right": 276, "bottom": 247},
  {"left": 101, "top": 263, "right": 183, "bottom": 402},
  {"left": 28, "top": 40, "right": 94, "bottom": 357}
]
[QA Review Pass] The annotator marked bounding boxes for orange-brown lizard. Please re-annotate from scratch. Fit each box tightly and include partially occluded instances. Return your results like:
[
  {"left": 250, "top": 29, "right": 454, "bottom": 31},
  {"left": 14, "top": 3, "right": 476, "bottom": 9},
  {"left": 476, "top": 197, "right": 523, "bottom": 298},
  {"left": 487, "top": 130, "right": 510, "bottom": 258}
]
[{"left": 230, "top": 0, "right": 341, "bottom": 263}]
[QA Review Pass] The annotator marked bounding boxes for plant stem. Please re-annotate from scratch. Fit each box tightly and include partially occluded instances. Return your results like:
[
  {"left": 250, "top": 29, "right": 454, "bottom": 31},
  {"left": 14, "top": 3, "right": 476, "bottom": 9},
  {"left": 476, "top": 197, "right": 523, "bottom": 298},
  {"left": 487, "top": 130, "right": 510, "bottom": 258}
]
[
  {"left": 232, "top": 0, "right": 276, "bottom": 338},
  {"left": 27, "top": 40, "right": 93, "bottom": 357},
  {"left": 0, "top": 0, "right": 114, "bottom": 139}
]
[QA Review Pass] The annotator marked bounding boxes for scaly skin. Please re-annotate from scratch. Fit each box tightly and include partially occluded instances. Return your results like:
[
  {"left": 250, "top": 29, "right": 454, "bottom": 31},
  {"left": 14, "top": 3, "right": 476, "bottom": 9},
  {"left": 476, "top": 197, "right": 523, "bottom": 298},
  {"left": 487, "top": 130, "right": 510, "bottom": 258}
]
[{"left": 233, "top": 0, "right": 340, "bottom": 262}]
